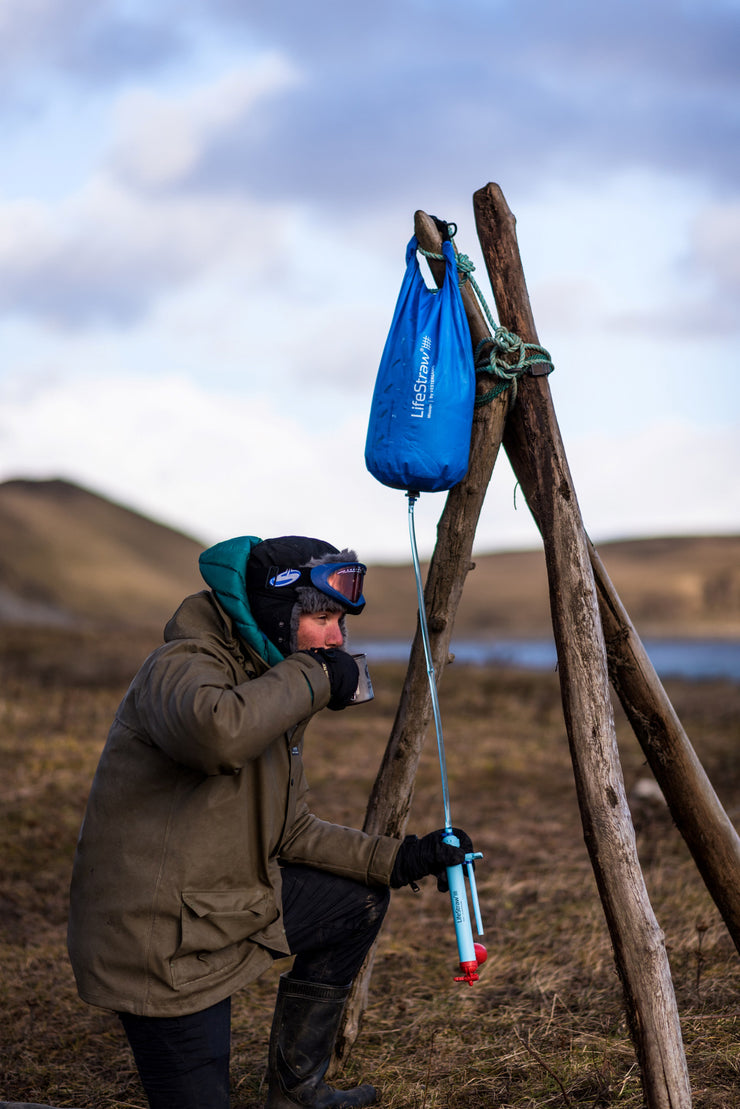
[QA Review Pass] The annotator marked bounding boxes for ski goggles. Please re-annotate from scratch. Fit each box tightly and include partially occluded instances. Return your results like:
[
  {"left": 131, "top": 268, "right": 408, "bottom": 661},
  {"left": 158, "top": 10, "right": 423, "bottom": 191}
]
[{"left": 266, "top": 562, "right": 367, "bottom": 613}]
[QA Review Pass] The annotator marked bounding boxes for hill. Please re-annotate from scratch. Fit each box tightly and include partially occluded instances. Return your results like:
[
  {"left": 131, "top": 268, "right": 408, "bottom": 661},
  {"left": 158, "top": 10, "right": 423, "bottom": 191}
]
[
  {"left": 0, "top": 478, "right": 204, "bottom": 631},
  {"left": 361, "top": 535, "right": 740, "bottom": 641},
  {"left": 1, "top": 477, "right": 739, "bottom": 639}
]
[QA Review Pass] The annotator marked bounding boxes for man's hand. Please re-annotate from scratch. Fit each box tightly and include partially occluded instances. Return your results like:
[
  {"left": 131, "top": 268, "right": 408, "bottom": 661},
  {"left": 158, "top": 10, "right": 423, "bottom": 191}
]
[
  {"left": 390, "top": 828, "right": 474, "bottom": 891},
  {"left": 300, "top": 648, "right": 359, "bottom": 710}
]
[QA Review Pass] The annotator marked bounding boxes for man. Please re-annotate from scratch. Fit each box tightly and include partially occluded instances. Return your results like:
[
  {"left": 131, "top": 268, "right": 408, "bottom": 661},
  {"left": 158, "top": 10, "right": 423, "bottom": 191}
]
[{"left": 68, "top": 534, "right": 471, "bottom": 1109}]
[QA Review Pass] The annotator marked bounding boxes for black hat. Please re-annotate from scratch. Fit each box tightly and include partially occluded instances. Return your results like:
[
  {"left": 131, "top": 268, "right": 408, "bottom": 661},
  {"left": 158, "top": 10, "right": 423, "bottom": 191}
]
[{"left": 246, "top": 536, "right": 361, "bottom": 657}]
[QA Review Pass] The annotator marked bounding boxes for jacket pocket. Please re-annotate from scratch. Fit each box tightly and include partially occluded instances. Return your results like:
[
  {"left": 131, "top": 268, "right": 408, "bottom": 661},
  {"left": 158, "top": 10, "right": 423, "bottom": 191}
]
[{"left": 171, "top": 888, "right": 276, "bottom": 988}]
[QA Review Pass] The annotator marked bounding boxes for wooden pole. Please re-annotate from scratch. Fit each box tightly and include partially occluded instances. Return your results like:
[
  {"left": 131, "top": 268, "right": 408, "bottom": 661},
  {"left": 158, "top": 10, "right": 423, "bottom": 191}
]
[
  {"left": 473, "top": 182, "right": 691, "bottom": 1108},
  {"left": 333, "top": 214, "right": 511, "bottom": 1063},
  {"left": 589, "top": 538, "right": 740, "bottom": 951}
]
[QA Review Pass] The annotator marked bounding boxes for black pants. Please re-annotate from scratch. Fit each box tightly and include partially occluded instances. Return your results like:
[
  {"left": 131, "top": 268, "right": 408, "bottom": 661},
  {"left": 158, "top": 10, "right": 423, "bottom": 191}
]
[{"left": 119, "top": 866, "right": 390, "bottom": 1109}]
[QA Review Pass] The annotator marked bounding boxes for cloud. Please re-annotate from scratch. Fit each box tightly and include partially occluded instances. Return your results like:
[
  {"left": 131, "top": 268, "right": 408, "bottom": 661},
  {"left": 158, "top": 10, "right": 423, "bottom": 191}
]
[
  {"left": 156, "top": 0, "right": 740, "bottom": 208},
  {"left": 565, "top": 419, "right": 740, "bottom": 540},
  {"left": 0, "top": 372, "right": 326, "bottom": 539},
  {"left": 470, "top": 416, "right": 740, "bottom": 558},
  {"left": 109, "top": 57, "right": 302, "bottom": 190},
  {"left": 0, "top": 58, "right": 399, "bottom": 332},
  {"left": 0, "top": 0, "right": 187, "bottom": 92},
  {"left": 4, "top": 0, "right": 738, "bottom": 209},
  {"left": 0, "top": 369, "right": 448, "bottom": 557},
  {"left": 2, "top": 1, "right": 738, "bottom": 333},
  {"left": 515, "top": 172, "right": 740, "bottom": 345},
  {"left": 688, "top": 200, "right": 740, "bottom": 328},
  {"left": 1, "top": 372, "right": 736, "bottom": 563},
  {"left": 0, "top": 173, "right": 293, "bottom": 327}
]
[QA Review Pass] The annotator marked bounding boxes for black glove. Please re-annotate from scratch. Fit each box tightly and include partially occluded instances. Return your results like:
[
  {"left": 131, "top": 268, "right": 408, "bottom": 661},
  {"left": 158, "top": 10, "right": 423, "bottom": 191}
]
[
  {"left": 390, "top": 828, "right": 473, "bottom": 891},
  {"left": 301, "top": 648, "right": 359, "bottom": 711}
]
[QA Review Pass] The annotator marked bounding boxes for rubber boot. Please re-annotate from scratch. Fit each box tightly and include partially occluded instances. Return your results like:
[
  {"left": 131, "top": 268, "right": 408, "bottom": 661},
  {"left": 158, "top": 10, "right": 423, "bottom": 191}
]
[{"left": 265, "top": 974, "right": 378, "bottom": 1108}]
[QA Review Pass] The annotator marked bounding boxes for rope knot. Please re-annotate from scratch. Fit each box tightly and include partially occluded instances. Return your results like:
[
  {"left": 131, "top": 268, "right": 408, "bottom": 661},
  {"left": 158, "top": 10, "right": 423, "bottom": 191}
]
[
  {"left": 491, "top": 327, "right": 523, "bottom": 359},
  {"left": 454, "top": 252, "right": 475, "bottom": 286}
]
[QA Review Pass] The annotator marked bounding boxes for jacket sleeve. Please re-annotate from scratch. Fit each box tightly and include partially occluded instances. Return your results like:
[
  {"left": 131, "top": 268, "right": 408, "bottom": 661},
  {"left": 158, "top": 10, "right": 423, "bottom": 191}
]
[
  {"left": 123, "top": 645, "right": 332, "bottom": 774},
  {"left": 279, "top": 795, "right": 401, "bottom": 887}
]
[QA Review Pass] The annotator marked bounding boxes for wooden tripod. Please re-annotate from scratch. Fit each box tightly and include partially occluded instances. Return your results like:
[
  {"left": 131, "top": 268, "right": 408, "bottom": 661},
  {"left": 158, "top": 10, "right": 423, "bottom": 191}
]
[{"left": 334, "top": 184, "right": 740, "bottom": 1109}]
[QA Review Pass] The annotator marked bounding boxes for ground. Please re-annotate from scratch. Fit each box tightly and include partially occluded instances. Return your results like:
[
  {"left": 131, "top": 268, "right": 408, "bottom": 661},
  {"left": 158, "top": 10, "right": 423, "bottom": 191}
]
[{"left": 1, "top": 628, "right": 738, "bottom": 1108}]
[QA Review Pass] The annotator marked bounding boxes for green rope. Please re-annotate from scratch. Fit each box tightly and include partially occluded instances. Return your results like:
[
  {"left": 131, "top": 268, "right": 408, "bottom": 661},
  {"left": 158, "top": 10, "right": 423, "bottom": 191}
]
[{"left": 417, "top": 227, "right": 553, "bottom": 406}]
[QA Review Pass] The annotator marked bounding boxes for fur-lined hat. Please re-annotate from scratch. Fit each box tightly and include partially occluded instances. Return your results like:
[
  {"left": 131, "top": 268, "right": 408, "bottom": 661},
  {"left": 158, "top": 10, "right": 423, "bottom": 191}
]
[{"left": 246, "top": 536, "right": 362, "bottom": 657}]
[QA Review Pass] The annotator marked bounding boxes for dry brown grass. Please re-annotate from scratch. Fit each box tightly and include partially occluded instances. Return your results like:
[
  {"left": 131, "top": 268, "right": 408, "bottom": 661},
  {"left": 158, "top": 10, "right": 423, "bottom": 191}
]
[{"left": 1, "top": 630, "right": 739, "bottom": 1108}]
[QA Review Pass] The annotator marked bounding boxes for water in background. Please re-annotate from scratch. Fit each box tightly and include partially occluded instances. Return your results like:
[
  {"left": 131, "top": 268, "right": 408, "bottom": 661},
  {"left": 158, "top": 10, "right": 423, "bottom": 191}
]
[{"left": 356, "top": 638, "right": 740, "bottom": 682}]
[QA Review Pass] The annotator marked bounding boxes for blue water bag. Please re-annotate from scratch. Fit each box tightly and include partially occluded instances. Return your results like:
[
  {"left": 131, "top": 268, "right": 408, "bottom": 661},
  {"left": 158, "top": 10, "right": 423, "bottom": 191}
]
[{"left": 365, "top": 235, "right": 475, "bottom": 493}]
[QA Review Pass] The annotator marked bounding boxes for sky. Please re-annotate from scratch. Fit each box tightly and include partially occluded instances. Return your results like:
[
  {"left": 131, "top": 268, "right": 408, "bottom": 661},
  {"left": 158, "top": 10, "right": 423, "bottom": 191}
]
[{"left": 0, "top": 0, "right": 738, "bottom": 562}]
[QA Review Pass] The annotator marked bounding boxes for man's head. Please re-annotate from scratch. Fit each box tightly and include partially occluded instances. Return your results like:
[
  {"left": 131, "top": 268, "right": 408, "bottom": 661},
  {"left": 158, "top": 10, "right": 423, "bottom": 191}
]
[{"left": 245, "top": 535, "right": 366, "bottom": 657}]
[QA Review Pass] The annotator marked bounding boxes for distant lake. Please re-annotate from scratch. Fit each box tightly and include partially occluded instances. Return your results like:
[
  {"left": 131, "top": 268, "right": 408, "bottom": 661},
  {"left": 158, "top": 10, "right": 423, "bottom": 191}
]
[{"left": 355, "top": 638, "right": 740, "bottom": 682}]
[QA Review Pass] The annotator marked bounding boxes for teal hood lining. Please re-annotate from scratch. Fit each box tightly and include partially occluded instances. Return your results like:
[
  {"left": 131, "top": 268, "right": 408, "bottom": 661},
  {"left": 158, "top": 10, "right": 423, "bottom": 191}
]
[{"left": 198, "top": 535, "right": 285, "bottom": 667}]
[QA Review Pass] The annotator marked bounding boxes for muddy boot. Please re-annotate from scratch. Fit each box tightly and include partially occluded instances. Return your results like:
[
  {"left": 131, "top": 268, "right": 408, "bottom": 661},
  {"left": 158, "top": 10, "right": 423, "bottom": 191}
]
[{"left": 265, "top": 973, "right": 378, "bottom": 1108}]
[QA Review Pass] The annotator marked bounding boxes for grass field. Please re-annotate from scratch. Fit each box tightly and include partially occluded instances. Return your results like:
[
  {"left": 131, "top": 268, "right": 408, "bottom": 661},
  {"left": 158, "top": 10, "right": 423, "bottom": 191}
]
[{"left": 1, "top": 627, "right": 739, "bottom": 1108}]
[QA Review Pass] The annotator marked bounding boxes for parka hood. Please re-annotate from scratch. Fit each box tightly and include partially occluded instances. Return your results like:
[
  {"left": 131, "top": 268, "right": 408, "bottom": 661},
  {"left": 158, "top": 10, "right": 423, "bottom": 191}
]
[{"left": 198, "top": 535, "right": 284, "bottom": 667}]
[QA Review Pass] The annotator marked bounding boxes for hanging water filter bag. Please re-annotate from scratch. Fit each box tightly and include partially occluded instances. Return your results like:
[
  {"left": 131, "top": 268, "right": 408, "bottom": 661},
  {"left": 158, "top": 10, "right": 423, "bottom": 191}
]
[{"left": 364, "top": 234, "right": 475, "bottom": 494}]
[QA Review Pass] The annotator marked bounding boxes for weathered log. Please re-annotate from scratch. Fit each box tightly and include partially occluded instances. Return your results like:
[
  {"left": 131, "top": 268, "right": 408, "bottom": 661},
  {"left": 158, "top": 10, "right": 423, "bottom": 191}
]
[
  {"left": 333, "top": 213, "right": 511, "bottom": 1064},
  {"left": 589, "top": 538, "right": 740, "bottom": 951},
  {"left": 473, "top": 182, "right": 691, "bottom": 1108}
]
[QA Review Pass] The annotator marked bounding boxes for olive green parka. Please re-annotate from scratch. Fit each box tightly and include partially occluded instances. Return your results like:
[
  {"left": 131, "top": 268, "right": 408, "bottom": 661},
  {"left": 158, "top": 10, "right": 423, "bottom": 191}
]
[{"left": 67, "top": 578, "right": 399, "bottom": 1018}]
